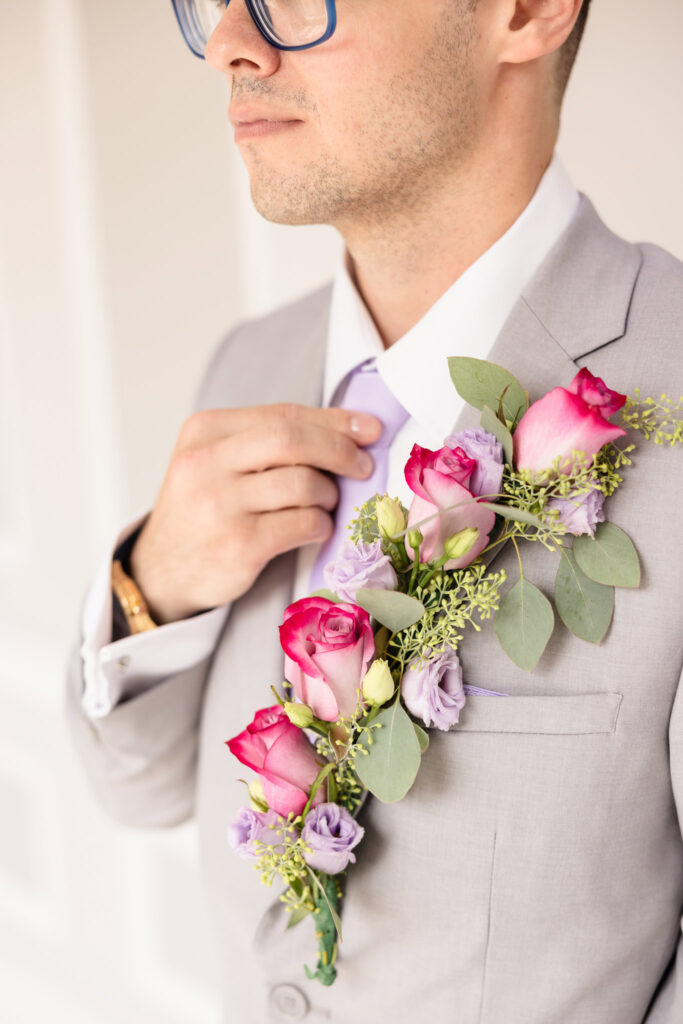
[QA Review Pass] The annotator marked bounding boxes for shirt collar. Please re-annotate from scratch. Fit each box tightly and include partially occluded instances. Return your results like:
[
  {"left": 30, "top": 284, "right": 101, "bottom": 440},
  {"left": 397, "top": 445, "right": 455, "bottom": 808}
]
[{"left": 324, "top": 153, "right": 580, "bottom": 438}]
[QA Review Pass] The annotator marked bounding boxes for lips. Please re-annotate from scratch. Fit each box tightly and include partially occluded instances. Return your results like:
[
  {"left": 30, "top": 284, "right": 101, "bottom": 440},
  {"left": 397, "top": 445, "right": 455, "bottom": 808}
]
[
  {"left": 229, "top": 104, "right": 302, "bottom": 128},
  {"left": 233, "top": 120, "right": 302, "bottom": 142}
]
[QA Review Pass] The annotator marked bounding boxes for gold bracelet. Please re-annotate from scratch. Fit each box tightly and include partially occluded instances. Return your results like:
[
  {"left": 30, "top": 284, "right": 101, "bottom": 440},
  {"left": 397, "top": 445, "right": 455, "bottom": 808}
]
[{"left": 111, "top": 560, "right": 158, "bottom": 634}]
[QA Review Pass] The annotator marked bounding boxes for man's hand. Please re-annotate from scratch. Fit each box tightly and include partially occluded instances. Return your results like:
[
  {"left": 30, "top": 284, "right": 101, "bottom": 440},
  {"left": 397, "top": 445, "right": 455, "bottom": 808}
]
[{"left": 128, "top": 404, "right": 382, "bottom": 624}]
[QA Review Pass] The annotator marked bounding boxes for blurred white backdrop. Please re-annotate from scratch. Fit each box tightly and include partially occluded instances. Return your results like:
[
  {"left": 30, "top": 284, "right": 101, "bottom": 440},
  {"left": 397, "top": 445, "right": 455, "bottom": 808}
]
[{"left": 0, "top": 1, "right": 681, "bottom": 1021}]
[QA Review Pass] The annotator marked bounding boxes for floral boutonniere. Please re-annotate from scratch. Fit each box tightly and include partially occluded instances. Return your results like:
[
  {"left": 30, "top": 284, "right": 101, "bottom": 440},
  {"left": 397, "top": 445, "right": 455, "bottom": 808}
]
[{"left": 225, "top": 359, "right": 682, "bottom": 986}]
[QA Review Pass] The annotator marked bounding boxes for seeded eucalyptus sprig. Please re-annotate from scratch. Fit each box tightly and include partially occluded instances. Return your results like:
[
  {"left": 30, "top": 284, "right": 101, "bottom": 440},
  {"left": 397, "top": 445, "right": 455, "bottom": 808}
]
[{"left": 622, "top": 390, "right": 683, "bottom": 446}]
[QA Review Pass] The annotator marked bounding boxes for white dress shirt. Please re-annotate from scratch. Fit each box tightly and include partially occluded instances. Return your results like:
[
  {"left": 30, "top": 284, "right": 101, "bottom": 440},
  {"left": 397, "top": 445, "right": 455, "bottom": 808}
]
[{"left": 79, "top": 154, "right": 579, "bottom": 719}]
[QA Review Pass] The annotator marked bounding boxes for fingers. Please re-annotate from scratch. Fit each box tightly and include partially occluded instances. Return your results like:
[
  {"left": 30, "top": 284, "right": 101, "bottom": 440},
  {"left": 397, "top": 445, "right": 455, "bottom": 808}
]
[
  {"left": 240, "top": 466, "right": 339, "bottom": 513},
  {"left": 225, "top": 418, "right": 376, "bottom": 478},
  {"left": 174, "top": 403, "right": 382, "bottom": 454},
  {"left": 254, "top": 507, "right": 334, "bottom": 562}
]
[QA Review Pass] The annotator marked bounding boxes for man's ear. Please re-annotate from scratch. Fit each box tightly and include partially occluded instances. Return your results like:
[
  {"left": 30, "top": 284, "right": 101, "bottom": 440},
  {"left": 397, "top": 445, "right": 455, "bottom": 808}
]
[{"left": 497, "top": 0, "right": 585, "bottom": 65}]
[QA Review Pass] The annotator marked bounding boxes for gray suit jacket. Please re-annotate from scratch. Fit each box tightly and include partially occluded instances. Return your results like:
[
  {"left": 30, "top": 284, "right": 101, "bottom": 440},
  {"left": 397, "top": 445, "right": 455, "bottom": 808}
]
[{"left": 66, "top": 197, "right": 683, "bottom": 1024}]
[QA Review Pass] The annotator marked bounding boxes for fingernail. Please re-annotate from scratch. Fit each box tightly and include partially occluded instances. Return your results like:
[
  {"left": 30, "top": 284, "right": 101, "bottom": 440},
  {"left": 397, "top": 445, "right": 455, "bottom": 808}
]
[
  {"left": 350, "top": 412, "right": 381, "bottom": 437},
  {"left": 357, "top": 450, "right": 373, "bottom": 476}
]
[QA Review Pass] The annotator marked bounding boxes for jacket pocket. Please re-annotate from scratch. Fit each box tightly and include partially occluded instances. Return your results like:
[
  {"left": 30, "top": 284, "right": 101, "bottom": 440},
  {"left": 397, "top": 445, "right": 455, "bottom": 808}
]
[{"left": 453, "top": 692, "right": 622, "bottom": 736}]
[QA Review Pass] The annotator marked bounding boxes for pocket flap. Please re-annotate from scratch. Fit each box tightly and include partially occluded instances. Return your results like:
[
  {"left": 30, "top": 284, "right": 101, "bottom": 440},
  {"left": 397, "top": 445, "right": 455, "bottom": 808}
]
[{"left": 453, "top": 692, "right": 622, "bottom": 735}]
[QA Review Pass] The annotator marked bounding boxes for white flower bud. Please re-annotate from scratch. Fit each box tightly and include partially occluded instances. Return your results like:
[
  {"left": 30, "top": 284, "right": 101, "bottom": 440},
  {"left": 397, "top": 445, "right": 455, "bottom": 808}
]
[
  {"left": 248, "top": 778, "right": 268, "bottom": 813},
  {"left": 376, "top": 497, "right": 406, "bottom": 540},
  {"left": 362, "top": 659, "right": 395, "bottom": 707},
  {"left": 407, "top": 528, "right": 424, "bottom": 551},
  {"left": 443, "top": 527, "right": 480, "bottom": 562},
  {"left": 284, "top": 702, "right": 314, "bottom": 729}
]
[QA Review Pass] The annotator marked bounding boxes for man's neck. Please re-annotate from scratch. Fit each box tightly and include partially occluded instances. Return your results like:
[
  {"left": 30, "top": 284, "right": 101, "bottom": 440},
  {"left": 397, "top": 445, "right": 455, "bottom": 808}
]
[{"left": 342, "top": 148, "right": 554, "bottom": 348}]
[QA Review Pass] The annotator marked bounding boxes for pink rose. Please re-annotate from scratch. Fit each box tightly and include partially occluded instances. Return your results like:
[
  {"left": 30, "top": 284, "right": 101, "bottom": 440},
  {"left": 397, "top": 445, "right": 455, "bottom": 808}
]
[
  {"left": 279, "top": 597, "right": 375, "bottom": 722},
  {"left": 226, "top": 705, "right": 324, "bottom": 819},
  {"left": 404, "top": 444, "right": 496, "bottom": 568},
  {"left": 514, "top": 369, "right": 627, "bottom": 474}
]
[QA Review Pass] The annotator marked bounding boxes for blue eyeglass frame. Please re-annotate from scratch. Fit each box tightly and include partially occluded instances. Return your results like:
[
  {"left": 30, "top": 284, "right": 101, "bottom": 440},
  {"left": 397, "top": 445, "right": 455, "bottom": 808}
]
[{"left": 171, "top": 0, "right": 338, "bottom": 59}]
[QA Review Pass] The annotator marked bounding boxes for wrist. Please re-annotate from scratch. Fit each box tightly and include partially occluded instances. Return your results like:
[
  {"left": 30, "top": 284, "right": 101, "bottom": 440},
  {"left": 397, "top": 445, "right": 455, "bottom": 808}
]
[{"left": 128, "top": 543, "right": 206, "bottom": 625}]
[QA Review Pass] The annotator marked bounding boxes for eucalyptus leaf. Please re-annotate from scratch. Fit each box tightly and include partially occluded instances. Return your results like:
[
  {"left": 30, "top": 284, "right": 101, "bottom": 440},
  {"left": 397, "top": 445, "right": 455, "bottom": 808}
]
[
  {"left": 448, "top": 357, "right": 527, "bottom": 424},
  {"left": 555, "top": 549, "right": 614, "bottom": 643},
  {"left": 286, "top": 905, "right": 312, "bottom": 930},
  {"left": 309, "top": 589, "right": 341, "bottom": 603},
  {"left": 355, "top": 701, "right": 421, "bottom": 803},
  {"left": 355, "top": 589, "right": 425, "bottom": 633},
  {"left": 414, "top": 723, "right": 430, "bottom": 753},
  {"left": 480, "top": 503, "right": 545, "bottom": 529},
  {"left": 494, "top": 578, "right": 554, "bottom": 671},
  {"left": 481, "top": 405, "right": 514, "bottom": 467},
  {"left": 302, "top": 762, "right": 337, "bottom": 819},
  {"left": 573, "top": 523, "right": 641, "bottom": 589}
]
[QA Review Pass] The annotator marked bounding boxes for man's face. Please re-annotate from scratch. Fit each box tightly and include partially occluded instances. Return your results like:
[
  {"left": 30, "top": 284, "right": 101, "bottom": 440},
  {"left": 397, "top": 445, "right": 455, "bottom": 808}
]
[{"left": 207, "top": 0, "right": 484, "bottom": 231}]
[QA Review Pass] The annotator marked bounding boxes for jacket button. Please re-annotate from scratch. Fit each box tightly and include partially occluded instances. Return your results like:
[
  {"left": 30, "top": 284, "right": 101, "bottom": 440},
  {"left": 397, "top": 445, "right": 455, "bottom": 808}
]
[{"left": 269, "top": 983, "right": 310, "bottom": 1019}]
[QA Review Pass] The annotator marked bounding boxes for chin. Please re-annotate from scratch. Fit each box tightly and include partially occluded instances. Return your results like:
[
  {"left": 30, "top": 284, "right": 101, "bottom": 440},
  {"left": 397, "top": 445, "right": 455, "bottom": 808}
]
[{"left": 248, "top": 180, "right": 334, "bottom": 227}]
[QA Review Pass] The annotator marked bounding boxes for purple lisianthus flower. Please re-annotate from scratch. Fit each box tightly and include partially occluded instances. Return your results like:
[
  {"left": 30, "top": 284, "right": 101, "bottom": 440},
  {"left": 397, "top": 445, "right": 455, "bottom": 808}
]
[
  {"left": 546, "top": 487, "right": 605, "bottom": 537},
  {"left": 227, "top": 807, "right": 266, "bottom": 860},
  {"left": 401, "top": 646, "right": 466, "bottom": 731},
  {"left": 301, "top": 803, "right": 365, "bottom": 875},
  {"left": 227, "top": 808, "right": 292, "bottom": 860},
  {"left": 445, "top": 427, "right": 504, "bottom": 499},
  {"left": 323, "top": 539, "right": 397, "bottom": 604}
]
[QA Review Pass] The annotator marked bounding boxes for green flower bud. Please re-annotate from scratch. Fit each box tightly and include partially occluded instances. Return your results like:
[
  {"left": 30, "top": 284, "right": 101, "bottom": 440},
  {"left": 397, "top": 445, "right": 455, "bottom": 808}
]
[
  {"left": 284, "top": 701, "right": 314, "bottom": 729},
  {"left": 407, "top": 528, "right": 423, "bottom": 552},
  {"left": 362, "top": 659, "right": 394, "bottom": 706},
  {"left": 376, "top": 497, "right": 406, "bottom": 540},
  {"left": 443, "top": 527, "right": 480, "bottom": 562},
  {"left": 248, "top": 778, "right": 268, "bottom": 813}
]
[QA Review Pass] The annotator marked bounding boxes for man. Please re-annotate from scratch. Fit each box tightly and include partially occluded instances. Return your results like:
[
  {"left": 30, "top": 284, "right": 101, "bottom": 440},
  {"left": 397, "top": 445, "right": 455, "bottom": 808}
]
[{"left": 67, "top": 1, "right": 683, "bottom": 1021}]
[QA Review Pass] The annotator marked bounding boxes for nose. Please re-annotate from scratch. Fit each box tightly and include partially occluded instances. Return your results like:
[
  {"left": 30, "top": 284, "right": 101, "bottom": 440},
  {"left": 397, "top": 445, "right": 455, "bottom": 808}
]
[{"left": 205, "top": 0, "right": 281, "bottom": 78}]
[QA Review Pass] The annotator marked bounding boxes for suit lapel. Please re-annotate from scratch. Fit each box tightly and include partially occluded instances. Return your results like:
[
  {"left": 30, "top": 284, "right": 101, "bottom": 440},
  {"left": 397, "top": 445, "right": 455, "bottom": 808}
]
[{"left": 447, "top": 194, "right": 642, "bottom": 441}]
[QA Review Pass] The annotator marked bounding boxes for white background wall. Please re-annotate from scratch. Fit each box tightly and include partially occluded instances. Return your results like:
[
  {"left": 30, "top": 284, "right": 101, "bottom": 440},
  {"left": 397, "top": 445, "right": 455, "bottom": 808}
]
[{"left": 0, "top": 1, "right": 681, "bottom": 1021}]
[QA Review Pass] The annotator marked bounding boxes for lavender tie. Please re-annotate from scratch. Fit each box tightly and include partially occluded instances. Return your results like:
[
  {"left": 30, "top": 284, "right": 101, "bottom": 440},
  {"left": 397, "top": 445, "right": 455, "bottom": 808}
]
[{"left": 309, "top": 363, "right": 410, "bottom": 592}]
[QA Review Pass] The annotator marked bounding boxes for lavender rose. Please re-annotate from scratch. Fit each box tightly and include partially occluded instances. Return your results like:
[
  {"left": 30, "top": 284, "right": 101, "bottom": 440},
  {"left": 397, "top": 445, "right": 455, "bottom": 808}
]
[
  {"left": 547, "top": 487, "right": 605, "bottom": 537},
  {"left": 401, "top": 647, "right": 466, "bottom": 731},
  {"left": 227, "top": 808, "right": 292, "bottom": 860},
  {"left": 323, "top": 539, "right": 397, "bottom": 604},
  {"left": 301, "top": 803, "right": 365, "bottom": 875},
  {"left": 445, "top": 427, "right": 504, "bottom": 499}
]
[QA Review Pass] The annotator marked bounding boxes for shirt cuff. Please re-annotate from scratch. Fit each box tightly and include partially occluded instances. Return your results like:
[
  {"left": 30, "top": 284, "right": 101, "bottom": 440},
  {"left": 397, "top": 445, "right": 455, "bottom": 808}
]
[{"left": 79, "top": 513, "right": 230, "bottom": 719}]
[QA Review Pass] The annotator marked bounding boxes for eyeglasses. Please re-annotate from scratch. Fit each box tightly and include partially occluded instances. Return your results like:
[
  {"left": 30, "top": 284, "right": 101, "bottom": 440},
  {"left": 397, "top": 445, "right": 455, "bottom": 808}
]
[{"left": 171, "top": 0, "right": 338, "bottom": 59}]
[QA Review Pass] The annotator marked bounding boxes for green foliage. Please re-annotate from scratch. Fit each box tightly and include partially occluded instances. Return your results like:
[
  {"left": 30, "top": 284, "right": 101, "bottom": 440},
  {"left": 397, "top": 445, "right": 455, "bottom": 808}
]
[
  {"left": 354, "top": 588, "right": 425, "bottom": 632},
  {"left": 354, "top": 700, "right": 421, "bottom": 803},
  {"left": 573, "top": 523, "right": 640, "bottom": 589},
  {"left": 302, "top": 762, "right": 338, "bottom": 820},
  {"left": 622, "top": 391, "right": 683, "bottom": 446},
  {"left": 255, "top": 817, "right": 310, "bottom": 892},
  {"left": 314, "top": 735, "right": 365, "bottom": 815},
  {"left": 414, "top": 723, "right": 430, "bottom": 753},
  {"left": 386, "top": 564, "right": 507, "bottom": 671},
  {"left": 449, "top": 356, "right": 528, "bottom": 424},
  {"left": 554, "top": 549, "right": 614, "bottom": 643},
  {"left": 493, "top": 578, "right": 555, "bottom": 671},
  {"left": 493, "top": 444, "right": 633, "bottom": 554}
]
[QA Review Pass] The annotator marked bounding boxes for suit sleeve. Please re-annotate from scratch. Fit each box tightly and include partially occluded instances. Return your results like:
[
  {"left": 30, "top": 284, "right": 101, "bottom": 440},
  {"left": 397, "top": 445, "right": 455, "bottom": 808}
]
[{"left": 64, "top": 334, "right": 234, "bottom": 828}]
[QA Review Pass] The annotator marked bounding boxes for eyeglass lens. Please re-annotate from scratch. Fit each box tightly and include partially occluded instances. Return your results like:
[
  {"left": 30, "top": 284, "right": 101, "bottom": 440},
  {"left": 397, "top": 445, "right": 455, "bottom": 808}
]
[{"left": 176, "top": 0, "right": 332, "bottom": 54}]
